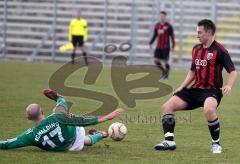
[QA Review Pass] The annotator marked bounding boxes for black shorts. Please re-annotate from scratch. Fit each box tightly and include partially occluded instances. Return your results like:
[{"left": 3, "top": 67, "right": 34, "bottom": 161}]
[
  {"left": 72, "top": 35, "right": 84, "bottom": 47},
  {"left": 154, "top": 48, "right": 170, "bottom": 60},
  {"left": 174, "top": 87, "right": 223, "bottom": 110}
]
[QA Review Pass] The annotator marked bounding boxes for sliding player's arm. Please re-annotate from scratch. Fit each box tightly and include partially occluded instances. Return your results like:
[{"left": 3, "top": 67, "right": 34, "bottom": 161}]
[
  {"left": 55, "top": 112, "right": 98, "bottom": 126},
  {"left": 55, "top": 107, "right": 123, "bottom": 127},
  {"left": 42, "top": 88, "right": 124, "bottom": 127},
  {"left": 0, "top": 129, "right": 34, "bottom": 149},
  {"left": 54, "top": 95, "right": 123, "bottom": 126}
]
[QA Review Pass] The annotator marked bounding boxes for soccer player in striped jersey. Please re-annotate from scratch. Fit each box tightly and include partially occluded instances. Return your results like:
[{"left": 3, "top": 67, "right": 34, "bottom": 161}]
[
  {"left": 154, "top": 19, "right": 237, "bottom": 153},
  {"left": 150, "top": 11, "right": 175, "bottom": 80},
  {"left": 69, "top": 10, "right": 88, "bottom": 65},
  {"left": 0, "top": 89, "right": 124, "bottom": 151}
]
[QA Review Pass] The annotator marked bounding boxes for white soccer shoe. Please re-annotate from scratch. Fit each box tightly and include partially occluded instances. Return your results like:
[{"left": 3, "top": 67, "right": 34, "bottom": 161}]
[
  {"left": 154, "top": 140, "right": 176, "bottom": 151},
  {"left": 211, "top": 143, "right": 222, "bottom": 154}
]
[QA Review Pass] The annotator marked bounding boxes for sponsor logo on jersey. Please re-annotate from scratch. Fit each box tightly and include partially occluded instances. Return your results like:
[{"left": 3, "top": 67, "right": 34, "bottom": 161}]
[
  {"left": 163, "top": 26, "right": 168, "bottom": 30},
  {"left": 195, "top": 59, "right": 207, "bottom": 67},
  {"left": 207, "top": 53, "right": 213, "bottom": 60},
  {"left": 158, "top": 29, "right": 164, "bottom": 34}
]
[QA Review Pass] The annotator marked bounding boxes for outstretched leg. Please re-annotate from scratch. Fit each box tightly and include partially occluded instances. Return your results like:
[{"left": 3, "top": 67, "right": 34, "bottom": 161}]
[
  {"left": 155, "top": 96, "right": 187, "bottom": 151},
  {"left": 42, "top": 88, "right": 124, "bottom": 127},
  {"left": 84, "top": 130, "right": 108, "bottom": 146}
]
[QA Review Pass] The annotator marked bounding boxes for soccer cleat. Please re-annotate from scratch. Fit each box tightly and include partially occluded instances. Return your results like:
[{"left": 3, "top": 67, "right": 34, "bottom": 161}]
[
  {"left": 88, "top": 129, "right": 108, "bottom": 138},
  {"left": 154, "top": 140, "right": 176, "bottom": 151},
  {"left": 161, "top": 69, "right": 169, "bottom": 80},
  {"left": 211, "top": 143, "right": 222, "bottom": 154},
  {"left": 162, "top": 75, "right": 169, "bottom": 80},
  {"left": 42, "top": 88, "right": 62, "bottom": 102}
]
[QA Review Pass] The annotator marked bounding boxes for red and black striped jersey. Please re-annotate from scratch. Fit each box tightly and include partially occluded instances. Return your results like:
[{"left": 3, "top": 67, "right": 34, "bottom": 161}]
[
  {"left": 190, "top": 40, "right": 235, "bottom": 89},
  {"left": 150, "top": 22, "right": 175, "bottom": 49}
]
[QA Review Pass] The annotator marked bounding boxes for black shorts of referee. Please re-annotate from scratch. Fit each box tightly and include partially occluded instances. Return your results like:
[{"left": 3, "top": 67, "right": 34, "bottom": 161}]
[{"left": 71, "top": 35, "right": 84, "bottom": 47}]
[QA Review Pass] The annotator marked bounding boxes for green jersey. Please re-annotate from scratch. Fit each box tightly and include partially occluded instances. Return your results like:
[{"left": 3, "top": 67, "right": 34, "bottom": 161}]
[{"left": 0, "top": 113, "right": 98, "bottom": 151}]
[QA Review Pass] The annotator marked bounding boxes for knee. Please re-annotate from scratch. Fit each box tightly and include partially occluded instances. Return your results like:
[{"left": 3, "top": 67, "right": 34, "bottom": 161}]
[
  {"left": 84, "top": 136, "right": 93, "bottom": 146},
  {"left": 162, "top": 102, "right": 174, "bottom": 114},
  {"left": 204, "top": 107, "right": 216, "bottom": 117}
]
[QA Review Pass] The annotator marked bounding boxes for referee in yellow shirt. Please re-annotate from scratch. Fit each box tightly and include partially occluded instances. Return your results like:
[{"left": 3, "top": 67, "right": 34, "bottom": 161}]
[{"left": 69, "top": 10, "right": 88, "bottom": 65}]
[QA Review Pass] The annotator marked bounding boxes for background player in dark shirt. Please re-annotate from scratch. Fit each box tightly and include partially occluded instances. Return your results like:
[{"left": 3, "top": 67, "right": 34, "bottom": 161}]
[
  {"left": 154, "top": 19, "right": 237, "bottom": 153},
  {"left": 150, "top": 11, "right": 175, "bottom": 79}
]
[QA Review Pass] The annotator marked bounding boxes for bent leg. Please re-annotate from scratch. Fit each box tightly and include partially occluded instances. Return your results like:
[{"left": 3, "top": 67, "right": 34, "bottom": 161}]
[
  {"left": 203, "top": 97, "right": 218, "bottom": 121},
  {"left": 68, "top": 127, "right": 85, "bottom": 151},
  {"left": 162, "top": 95, "right": 188, "bottom": 114},
  {"left": 155, "top": 95, "right": 188, "bottom": 150},
  {"left": 204, "top": 97, "right": 221, "bottom": 148},
  {"left": 84, "top": 136, "right": 92, "bottom": 146},
  {"left": 161, "top": 96, "right": 188, "bottom": 140},
  {"left": 84, "top": 134, "right": 104, "bottom": 146}
]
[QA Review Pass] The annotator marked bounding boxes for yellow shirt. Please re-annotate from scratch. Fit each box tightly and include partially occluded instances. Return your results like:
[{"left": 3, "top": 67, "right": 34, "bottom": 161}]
[{"left": 69, "top": 18, "right": 88, "bottom": 42}]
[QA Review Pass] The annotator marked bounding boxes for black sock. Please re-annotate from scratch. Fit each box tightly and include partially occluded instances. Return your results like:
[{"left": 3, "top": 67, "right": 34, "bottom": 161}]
[
  {"left": 155, "top": 62, "right": 164, "bottom": 71},
  {"left": 155, "top": 62, "right": 165, "bottom": 78},
  {"left": 165, "top": 64, "right": 170, "bottom": 78},
  {"left": 71, "top": 53, "right": 75, "bottom": 64},
  {"left": 208, "top": 118, "right": 220, "bottom": 145},
  {"left": 162, "top": 114, "right": 175, "bottom": 141},
  {"left": 165, "top": 64, "right": 170, "bottom": 71},
  {"left": 83, "top": 52, "right": 88, "bottom": 65}
]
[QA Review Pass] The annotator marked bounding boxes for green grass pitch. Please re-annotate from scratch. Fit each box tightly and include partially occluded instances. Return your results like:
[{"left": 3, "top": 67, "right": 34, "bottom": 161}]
[{"left": 0, "top": 60, "right": 239, "bottom": 164}]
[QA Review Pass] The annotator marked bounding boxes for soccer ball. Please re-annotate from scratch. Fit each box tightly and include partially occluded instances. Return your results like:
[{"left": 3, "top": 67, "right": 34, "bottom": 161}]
[{"left": 108, "top": 122, "right": 127, "bottom": 141}]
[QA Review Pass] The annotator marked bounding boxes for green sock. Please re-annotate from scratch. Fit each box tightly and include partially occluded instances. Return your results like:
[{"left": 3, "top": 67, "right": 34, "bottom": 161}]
[
  {"left": 88, "top": 134, "right": 103, "bottom": 145},
  {"left": 56, "top": 97, "right": 68, "bottom": 110}
]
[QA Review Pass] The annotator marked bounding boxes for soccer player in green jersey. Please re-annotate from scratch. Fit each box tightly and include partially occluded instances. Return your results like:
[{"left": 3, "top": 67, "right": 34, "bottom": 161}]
[{"left": 0, "top": 89, "right": 124, "bottom": 151}]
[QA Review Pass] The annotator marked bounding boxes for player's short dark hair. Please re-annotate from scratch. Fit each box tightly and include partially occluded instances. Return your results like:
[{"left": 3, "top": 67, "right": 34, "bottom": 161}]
[
  {"left": 198, "top": 19, "right": 216, "bottom": 35},
  {"left": 160, "top": 11, "right": 167, "bottom": 15}
]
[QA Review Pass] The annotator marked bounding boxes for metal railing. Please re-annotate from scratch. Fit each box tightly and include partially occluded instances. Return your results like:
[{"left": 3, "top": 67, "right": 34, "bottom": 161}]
[
  {"left": 1, "top": 0, "right": 240, "bottom": 66},
  {"left": 29, "top": 0, "right": 57, "bottom": 61},
  {"left": 101, "top": 0, "right": 109, "bottom": 63},
  {"left": 1, "top": 0, "right": 7, "bottom": 58},
  {"left": 30, "top": 26, "right": 55, "bottom": 61},
  {"left": 129, "top": 0, "right": 138, "bottom": 64}
]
